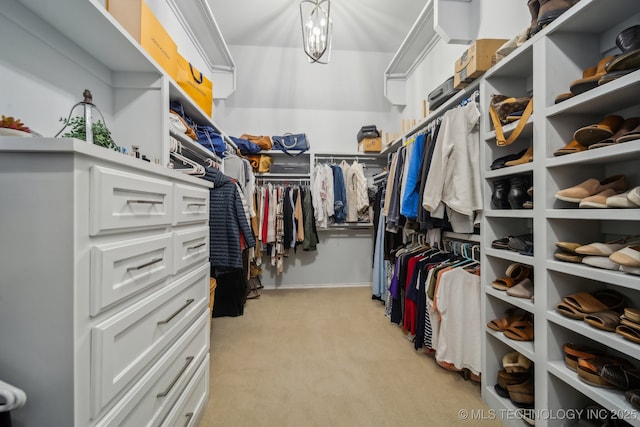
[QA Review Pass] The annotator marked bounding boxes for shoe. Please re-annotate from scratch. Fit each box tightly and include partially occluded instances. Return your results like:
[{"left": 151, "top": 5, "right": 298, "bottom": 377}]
[
  {"left": 506, "top": 278, "right": 534, "bottom": 299},
  {"left": 536, "top": 0, "right": 580, "bottom": 31},
  {"left": 507, "top": 175, "right": 530, "bottom": 209},
  {"left": 570, "top": 56, "right": 617, "bottom": 96},
  {"left": 491, "top": 179, "right": 511, "bottom": 209},
  {"left": 563, "top": 343, "right": 606, "bottom": 372},
  {"left": 617, "top": 124, "right": 640, "bottom": 143},
  {"left": 504, "top": 146, "right": 534, "bottom": 166},
  {"left": 628, "top": 186, "right": 640, "bottom": 205},
  {"left": 607, "top": 190, "right": 640, "bottom": 208},
  {"left": 491, "top": 148, "right": 528, "bottom": 170},
  {"left": 527, "top": 0, "right": 541, "bottom": 38},
  {"left": 553, "top": 138, "right": 586, "bottom": 156},
  {"left": 555, "top": 174, "right": 627, "bottom": 203},
  {"left": 574, "top": 115, "right": 624, "bottom": 146},
  {"left": 579, "top": 188, "right": 618, "bottom": 208},
  {"left": 626, "top": 389, "right": 640, "bottom": 410},
  {"left": 582, "top": 256, "right": 621, "bottom": 270},
  {"left": 576, "top": 236, "right": 639, "bottom": 256},
  {"left": 610, "top": 245, "right": 640, "bottom": 267},
  {"left": 589, "top": 117, "right": 640, "bottom": 149}
]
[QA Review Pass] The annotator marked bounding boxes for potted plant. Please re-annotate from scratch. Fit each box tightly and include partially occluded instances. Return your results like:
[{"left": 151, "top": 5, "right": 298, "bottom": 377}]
[
  {"left": 0, "top": 115, "right": 33, "bottom": 137},
  {"left": 59, "top": 116, "right": 119, "bottom": 151}
]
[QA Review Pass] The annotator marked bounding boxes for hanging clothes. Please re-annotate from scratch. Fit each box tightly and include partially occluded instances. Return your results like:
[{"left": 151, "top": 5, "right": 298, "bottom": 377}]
[
  {"left": 331, "top": 165, "right": 347, "bottom": 224},
  {"left": 302, "top": 186, "right": 319, "bottom": 251},
  {"left": 351, "top": 160, "right": 369, "bottom": 221},
  {"left": 400, "top": 133, "right": 426, "bottom": 220},
  {"left": 422, "top": 102, "right": 482, "bottom": 233},
  {"left": 202, "top": 166, "right": 256, "bottom": 276}
]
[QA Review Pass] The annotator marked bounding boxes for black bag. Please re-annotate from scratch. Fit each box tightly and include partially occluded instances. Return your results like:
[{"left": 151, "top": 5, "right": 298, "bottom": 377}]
[
  {"left": 428, "top": 77, "right": 460, "bottom": 111},
  {"left": 272, "top": 133, "right": 310, "bottom": 157},
  {"left": 357, "top": 125, "right": 379, "bottom": 142}
]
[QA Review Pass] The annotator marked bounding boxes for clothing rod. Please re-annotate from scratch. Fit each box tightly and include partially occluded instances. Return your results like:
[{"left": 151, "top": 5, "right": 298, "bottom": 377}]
[
  {"left": 404, "top": 80, "right": 480, "bottom": 140},
  {"left": 441, "top": 231, "right": 481, "bottom": 243},
  {"left": 314, "top": 154, "right": 382, "bottom": 160}
]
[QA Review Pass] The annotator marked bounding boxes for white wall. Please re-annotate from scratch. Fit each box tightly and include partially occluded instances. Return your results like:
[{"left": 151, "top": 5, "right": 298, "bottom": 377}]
[{"left": 214, "top": 45, "right": 400, "bottom": 152}]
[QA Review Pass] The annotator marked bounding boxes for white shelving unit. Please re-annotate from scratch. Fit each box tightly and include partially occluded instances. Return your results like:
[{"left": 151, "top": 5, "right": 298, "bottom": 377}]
[{"left": 480, "top": 1, "right": 640, "bottom": 426}]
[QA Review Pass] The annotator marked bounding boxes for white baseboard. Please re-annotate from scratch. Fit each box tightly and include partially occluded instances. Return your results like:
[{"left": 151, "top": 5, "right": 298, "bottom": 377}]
[{"left": 260, "top": 282, "right": 371, "bottom": 290}]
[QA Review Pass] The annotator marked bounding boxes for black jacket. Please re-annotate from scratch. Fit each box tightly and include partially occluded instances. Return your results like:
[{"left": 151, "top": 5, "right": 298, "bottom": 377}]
[{"left": 202, "top": 167, "right": 256, "bottom": 274}]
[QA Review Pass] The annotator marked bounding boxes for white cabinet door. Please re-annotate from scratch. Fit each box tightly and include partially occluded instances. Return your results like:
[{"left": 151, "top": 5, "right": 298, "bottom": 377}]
[
  {"left": 90, "top": 233, "right": 173, "bottom": 316},
  {"left": 173, "top": 227, "right": 209, "bottom": 275},
  {"left": 90, "top": 166, "right": 174, "bottom": 235},
  {"left": 160, "top": 355, "right": 209, "bottom": 427},
  {"left": 90, "top": 264, "right": 209, "bottom": 417},
  {"left": 173, "top": 184, "right": 209, "bottom": 225},
  {"left": 94, "top": 310, "right": 209, "bottom": 427}
]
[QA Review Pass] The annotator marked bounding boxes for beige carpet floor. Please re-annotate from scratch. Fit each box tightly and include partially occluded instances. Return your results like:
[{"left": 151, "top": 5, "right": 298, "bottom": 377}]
[{"left": 199, "top": 286, "right": 502, "bottom": 427}]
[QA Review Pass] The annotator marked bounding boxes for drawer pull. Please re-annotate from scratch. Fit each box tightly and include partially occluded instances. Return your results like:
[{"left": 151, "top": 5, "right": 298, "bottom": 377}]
[
  {"left": 184, "top": 412, "right": 194, "bottom": 426},
  {"left": 157, "top": 299, "right": 194, "bottom": 325},
  {"left": 127, "top": 199, "right": 163, "bottom": 205},
  {"left": 187, "top": 242, "right": 206, "bottom": 250},
  {"left": 187, "top": 203, "right": 206, "bottom": 207},
  {"left": 156, "top": 356, "right": 194, "bottom": 398},
  {"left": 127, "top": 258, "right": 163, "bottom": 272}
]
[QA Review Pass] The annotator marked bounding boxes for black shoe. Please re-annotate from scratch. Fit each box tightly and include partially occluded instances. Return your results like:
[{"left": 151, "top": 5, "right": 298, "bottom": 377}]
[
  {"left": 508, "top": 175, "right": 530, "bottom": 209},
  {"left": 492, "top": 179, "right": 511, "bottom": 209}
]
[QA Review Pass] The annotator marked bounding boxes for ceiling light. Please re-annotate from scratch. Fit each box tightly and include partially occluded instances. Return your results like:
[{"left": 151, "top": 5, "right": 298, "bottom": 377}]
[{"left": 300, "top": 0, "right": 332, "bottom": 64}]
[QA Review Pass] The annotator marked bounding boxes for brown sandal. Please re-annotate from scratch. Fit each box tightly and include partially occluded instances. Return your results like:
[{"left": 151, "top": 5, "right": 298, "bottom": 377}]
[
  {"left": 504, "top": 319, "right": 534, "bottom": 341},
  {"left": 563, "top": 343, "right": 605, "bottom": 372},
  {"left": 487, "top": 308, "right": 527, "bottom": 331}
]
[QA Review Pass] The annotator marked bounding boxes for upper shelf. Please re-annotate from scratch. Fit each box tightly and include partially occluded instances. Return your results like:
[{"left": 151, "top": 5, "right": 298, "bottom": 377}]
[{"left": 14, "top": 0, "right": 235, "bottom": 97}]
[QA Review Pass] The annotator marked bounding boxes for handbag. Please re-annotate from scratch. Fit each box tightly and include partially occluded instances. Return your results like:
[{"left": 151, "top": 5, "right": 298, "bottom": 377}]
[
  {"left": 229, "top": 136, "right": 261, "bottom": 154},
  {"left": 489, "top": 95, "right": 533, "bottom": 146},
  {"left": 272, "top": 133, "right": 310, "bottom": 157},
  {"left": 247, "top": 154, "right": 272, "bottom": 173},
  {"left": 241, "top": 134, "right": 272, "bottom": 151}
]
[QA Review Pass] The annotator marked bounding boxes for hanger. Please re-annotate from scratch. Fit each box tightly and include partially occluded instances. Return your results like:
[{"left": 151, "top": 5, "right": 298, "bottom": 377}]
[{"left": 170, "top": 151, "right": 205, "bottom": 176}]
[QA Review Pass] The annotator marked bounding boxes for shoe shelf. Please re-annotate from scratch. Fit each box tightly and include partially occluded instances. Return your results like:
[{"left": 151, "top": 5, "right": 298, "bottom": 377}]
[
  {"left": 545, "top": 209, "right": 640, "bottom": 221},
  {"left": 486, "top": 329, "right": 535, "bottom": 362},
  {"left": 546, "top": 140, "right": 640, "bottom": 168},
  {"left": 548, "top": 312, "right": 640, "bottom": 361},
  {"left": 485, "top": 163, "right": 534, "bottom": 179},
  {"left": 484, "top": 119, "right": 534, "bottom": 143},
  {"left": 546, "top": 260, "right": 640, "bottom": 291},
  {"left": 486, "top": 248, "right": 535, "bottom": 265},
  {"left": 485, "top": 210, "right": 535, "bottom": 219},
  {"left": 546, "top": 69, "right": 640, "bottom": 118},
  {"left": 547, "top": 361, "right": 640, "bottom": 427},
  {"left": 544, "top": 0, "right": 640, "bottom": 38},
  {"left": 486, "top": 286, "right": 535, "bottom": 313},
  {"left": 482, "top": 386, "right": 525, "bottom": 427}
]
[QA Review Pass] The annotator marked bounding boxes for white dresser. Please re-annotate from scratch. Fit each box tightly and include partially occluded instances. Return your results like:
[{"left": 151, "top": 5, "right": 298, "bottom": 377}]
[{"left": 0, "top": 138, "right": 213, "bottom": 426}]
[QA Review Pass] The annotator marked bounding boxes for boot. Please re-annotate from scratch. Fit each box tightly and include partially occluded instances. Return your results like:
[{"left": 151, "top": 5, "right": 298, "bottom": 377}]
[
  {"left": 492, "top": 179, "right": 511, "bottom": 209},
  {"left": 537, "top": 0, "right": 580, "bottom": 31},
  {"left": 508, "top": 175, "right": 530, "bottom": 209},
  {"left": 527, "top": 0, "right": 540, "bottom": 38}
]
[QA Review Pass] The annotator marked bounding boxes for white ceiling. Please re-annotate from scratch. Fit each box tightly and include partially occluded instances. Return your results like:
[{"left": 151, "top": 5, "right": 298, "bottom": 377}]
[{"left": 207, "top": 0, "right": 428, "bottom": 53}]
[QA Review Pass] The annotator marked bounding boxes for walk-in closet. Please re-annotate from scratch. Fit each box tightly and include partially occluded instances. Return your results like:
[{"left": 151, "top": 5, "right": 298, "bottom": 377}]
[{"left": 1, "top": 0, "right": 640, "bottom": 426}]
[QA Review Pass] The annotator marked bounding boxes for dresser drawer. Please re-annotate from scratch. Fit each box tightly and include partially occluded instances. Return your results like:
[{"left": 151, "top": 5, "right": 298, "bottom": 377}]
[
  {"left": 173, "top": 227, "right": 209, "bottom": 275},
  {"left": 94, "top": 310, "right": 210, "bottom": 427},
  {"left": 90, "top": 264, "right": 209, "bottom": 417},
  {"left": 90, "top": 233, "right": 173, "bottom": 316},
  {"left": 160, "top": 355, "right": 209, "bottom": 427},
  {"left": 174, "top": 184, "right": 209, "bottom": 225},
  {"left": 90, "top": 166, "right": 174, "bottom": 236}
]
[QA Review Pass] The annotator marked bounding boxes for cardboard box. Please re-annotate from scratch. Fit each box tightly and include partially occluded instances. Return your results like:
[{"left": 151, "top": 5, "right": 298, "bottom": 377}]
[
  {"left": 454, "top": 39, "right": 507, "bottom": 89},
  {"left": 107, "top": 0, "right": 178, "bottom": 77},
  {"left": 358, "top": 137, "right": 382, "bottom": 153}
]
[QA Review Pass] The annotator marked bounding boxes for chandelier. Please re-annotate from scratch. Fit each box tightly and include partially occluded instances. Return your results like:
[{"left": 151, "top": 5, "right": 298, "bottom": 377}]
[{"left": 300, "top": 0, "right": 332, "bottom": 64}]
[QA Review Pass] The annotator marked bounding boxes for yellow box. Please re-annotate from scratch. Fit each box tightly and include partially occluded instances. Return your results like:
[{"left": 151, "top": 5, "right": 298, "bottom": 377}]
[
  {"left": 454, "top": 39, "right": 508, "bottom": 89},
  {"left": 176, "top": 53, "right": 213, "bottom": 116},
  {"left": 358, "top": 137, "right": 382, "bottom": 153},
  {"left": 107, "top": 0, "right": 178, "bottom": 77}
]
